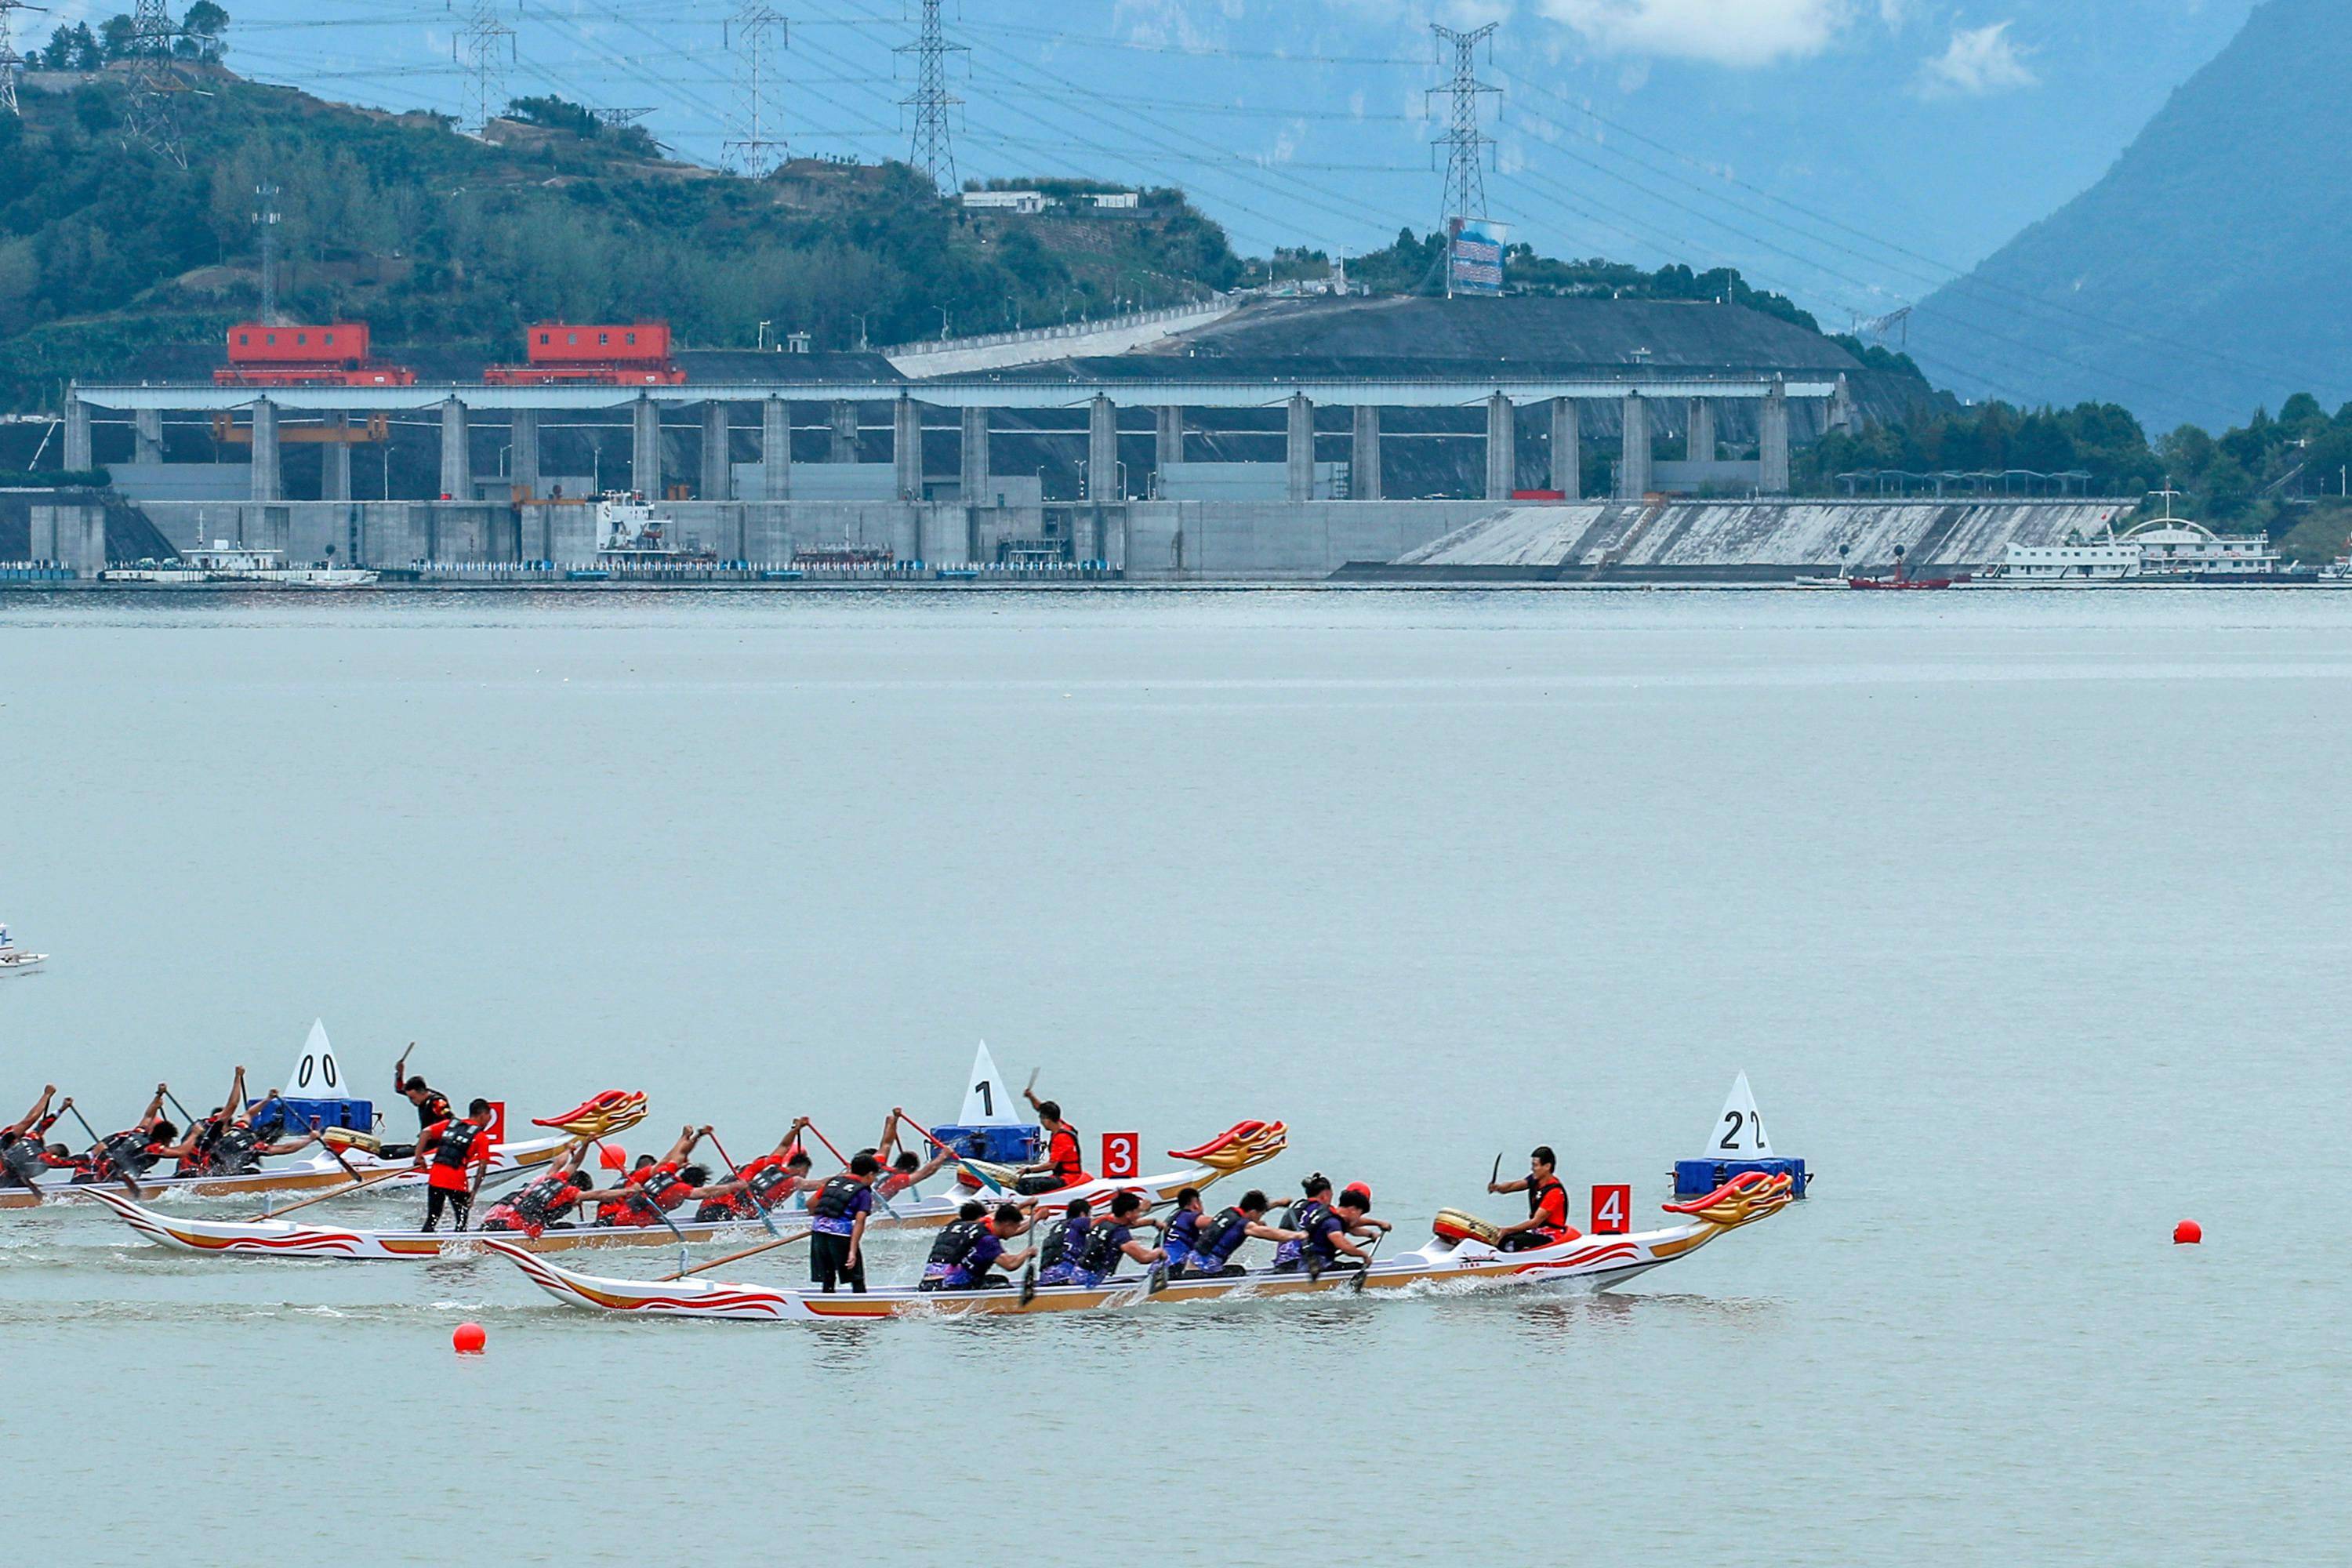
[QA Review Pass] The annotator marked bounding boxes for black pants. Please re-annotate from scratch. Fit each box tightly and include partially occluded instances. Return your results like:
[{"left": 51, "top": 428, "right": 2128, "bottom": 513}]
[
  {"left": 1500, "top": 1230, "right": 1563, "bottom": 1252},
  {"left": 423, "top": 1186, "right": 472, "bottom": 1232},
  {"left": 1181, "top": 1262, "right": 1245, "bottom": 1279},
  {"left": 811, "top": 1232, "right": 866, "bottom": 1294}
]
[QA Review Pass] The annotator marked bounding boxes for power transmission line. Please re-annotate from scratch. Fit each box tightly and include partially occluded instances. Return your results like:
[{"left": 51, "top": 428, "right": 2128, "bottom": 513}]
[
  {"left": 896, "top": 0, "right": 963, "bottom": 190},
  {"left": 0, "top": 0, "right": 44, "bottom": 118},
  {"left": 122, "top": 0, "right": 187, "bottom": 165},
  {"left": 723, "top": 2, "right": 789, "bottom": 174},
  {"left": 1428, "top": 22, "right": 1496, "bottom": 227},
  {"left": 453, "top": 0, "right": 513, "bottom": 136}
]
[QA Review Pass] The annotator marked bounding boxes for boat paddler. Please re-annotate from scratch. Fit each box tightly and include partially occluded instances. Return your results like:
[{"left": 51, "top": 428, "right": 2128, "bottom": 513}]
[
  {"left": 1033, "top": 1196, "right": 1094, "bottom": 1285},
  {"left": 1181, "top": 1189, "right": 1302, "bottom": 1278},
  {"left": 0, "top": 1087, "right": 67, "bottom": 1187},
  {"left": 385, "top": 1045, "right": 454, "bottom": 1160},
  {"left": 480, "top": 1145, "right": 596, "bottom": 1237},
  {"left": 1488, "top": 1145, "right": 1580, "bottom": 1250},
  {"left": 1269, "top": 1174, "right": 1388, "bottom": 1274},
  {"left": 918, "top": 1200, "right": 1036, "bottom": 1290},
  {"left": 1018, "top": 1087, "right": 1089, "bottom": 1192},
  {"left": 594, "top": 1125, "right": 735, "bottom": 1226},
  {"left": 806, "top": 1152, "right": 880, "bottom": 1294},
  {"left": 873, "top": 1110, "right": 954, "bottom": 1200},
  {"left": 415, "top": 1098, "right": 496, "bottom": 1232},
  {"left": 695, "top": 1121, "right": 814, "bottom": 1221},
  {"left": 1070, "top": 1189, "right": 1166, "bottom": 1287},
  {"left": 78, "top": 1086, "right": 194, "bottom": 1181}
]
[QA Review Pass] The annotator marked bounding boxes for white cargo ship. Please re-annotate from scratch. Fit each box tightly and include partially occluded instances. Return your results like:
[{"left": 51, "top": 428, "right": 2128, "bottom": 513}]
[
  {"left": 103, "top": 542, "right": 376, "bottom": 586},
  {"left": 1994, "top": 491, "right": 2281, "bottom": 583}
]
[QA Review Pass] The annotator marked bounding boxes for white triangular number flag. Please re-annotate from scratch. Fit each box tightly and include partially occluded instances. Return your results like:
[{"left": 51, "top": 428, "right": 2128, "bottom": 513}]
[
  {"left": 288, "top": 1018, "right": 353, "bottom": 1100},
  {"left": 959, "top": 1040, "right": 1019, "bottom": 1125},
  {"left": 1708, "top": 1072, "right": 1772, "bottom": 1157}
]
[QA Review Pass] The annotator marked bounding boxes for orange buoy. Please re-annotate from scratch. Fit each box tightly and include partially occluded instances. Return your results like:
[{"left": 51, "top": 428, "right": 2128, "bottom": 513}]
[
  {"left": 2173, "top": 1219, "right": 2202, "bottom": 1245},
  {"left": 452, "top": 1321, "right": 488, "bottom": 1354},
  {"left": 598, "top": 1145, "right": 629, "bottom": 1171}
]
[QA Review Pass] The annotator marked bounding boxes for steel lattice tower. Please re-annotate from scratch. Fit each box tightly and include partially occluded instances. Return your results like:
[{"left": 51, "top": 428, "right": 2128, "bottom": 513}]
[
  {"left": 724, "top": 2, "right": 788, "bottom": 176},
  {"left": 1428, "top": 22, "right": 1498, "bottom": 225},
  {"left": 0, "top": 1, "right": 45, "bottom": 120},
  {"left": 454, "top": 0, "right": 514, "bottom": 137},
  {"left": 122, "top": 0, "right": 187, "bottom": 166},
  {"left": 897, "top": 0, "right": 965, "bottom": 191}
]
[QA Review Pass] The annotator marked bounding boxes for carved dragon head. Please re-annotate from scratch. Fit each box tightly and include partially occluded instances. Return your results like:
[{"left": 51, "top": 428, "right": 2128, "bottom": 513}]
[{"left": 1661, "top": 1169, "right": 1794, "bottom": 1230}]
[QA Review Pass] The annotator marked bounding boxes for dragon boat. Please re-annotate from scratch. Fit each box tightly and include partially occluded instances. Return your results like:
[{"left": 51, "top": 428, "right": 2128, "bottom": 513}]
[
  {"left": 488, "top": 1170, "right": 1795, "bottom": 1322},
  {"left": 81, "top": 1120, "right": 1288, "bottom": 1260},
  {"left": 0, "top": 1089, "right": 647, "bottom": 1212}
]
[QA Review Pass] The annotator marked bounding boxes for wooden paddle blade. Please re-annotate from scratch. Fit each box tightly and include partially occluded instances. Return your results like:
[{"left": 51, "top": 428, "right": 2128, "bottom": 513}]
[
  {"left": 1148, "top": 1264, "right": 1169, "bottom": 1295},
  {"left": 1018, "top": 1263, "right": 1036, "bottom": 1306}
]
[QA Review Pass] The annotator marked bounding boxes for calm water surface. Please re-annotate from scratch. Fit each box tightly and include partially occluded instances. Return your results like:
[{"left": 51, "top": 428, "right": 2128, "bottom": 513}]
[{"left": 3, "top": 588, "right": 2347, "bottom": 1564}]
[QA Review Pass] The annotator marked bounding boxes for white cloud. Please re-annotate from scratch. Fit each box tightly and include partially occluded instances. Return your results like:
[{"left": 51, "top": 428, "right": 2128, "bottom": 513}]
[
  {"left": 1535, "top": 0, "right": 1857, "bottom": 68},
  {"left": 1914, "top": 20, "right": 2039, "bottom": 97}
]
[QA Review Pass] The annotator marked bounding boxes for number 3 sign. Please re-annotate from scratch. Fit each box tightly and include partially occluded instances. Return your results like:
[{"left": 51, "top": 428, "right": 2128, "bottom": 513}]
[{"left": 1101, "top": 1131, "right": 1139, "bottom": 1180}]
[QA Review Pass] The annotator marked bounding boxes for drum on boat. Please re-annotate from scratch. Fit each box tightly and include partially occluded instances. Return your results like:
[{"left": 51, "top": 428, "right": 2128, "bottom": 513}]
[{"left": 1431, "top": 1208, "right": 1501, "bottom": 1246}]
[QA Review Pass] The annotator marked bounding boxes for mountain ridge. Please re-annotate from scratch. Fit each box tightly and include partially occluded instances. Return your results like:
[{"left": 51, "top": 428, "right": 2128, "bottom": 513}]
[{"left": 1907, "top": 0, "right": 2352, "bottom": 428}]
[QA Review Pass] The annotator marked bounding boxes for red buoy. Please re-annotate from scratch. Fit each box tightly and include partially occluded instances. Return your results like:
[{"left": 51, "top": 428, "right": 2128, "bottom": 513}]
[
  {"left": 2172, "top": 1218, "right": 2202, "bottom": 1245},
  {"left": 598, "top": 1145, "right": 629, "bottom": 1171},
  {"left": 452, "top": 1321, "right": 488, "bottom": 1354}
]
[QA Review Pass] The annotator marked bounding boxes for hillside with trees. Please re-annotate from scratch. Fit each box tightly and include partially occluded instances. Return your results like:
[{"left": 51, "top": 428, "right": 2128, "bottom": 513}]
[{"left": 0, "top": 55, "right": 1245, "bottom": 409}]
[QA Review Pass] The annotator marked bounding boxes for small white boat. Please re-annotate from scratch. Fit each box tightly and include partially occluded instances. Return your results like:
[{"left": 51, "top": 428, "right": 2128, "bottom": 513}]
[
  {"left": 488, "top": 1170, "right": 1796, "bottom": 1322},
  {"left": 0, "top": 923, "right": 45, "bottom": 976}
]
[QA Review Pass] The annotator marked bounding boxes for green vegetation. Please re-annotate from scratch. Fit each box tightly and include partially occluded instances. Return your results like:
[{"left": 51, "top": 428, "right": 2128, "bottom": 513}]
[
  {"left": 0, "top": 53, "right": 1244, "bottom": 408},
  {"left": 1801, "top": 392, "right": 2352, "bottom": 562},
  {"left": 1341, "top": 228, "right": 1867, "bottom": 347}
]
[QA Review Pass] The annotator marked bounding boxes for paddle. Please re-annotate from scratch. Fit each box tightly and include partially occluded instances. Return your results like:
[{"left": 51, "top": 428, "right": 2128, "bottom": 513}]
[
  {"left": 65, "top": 1102, "right": 142, "bottom": 1200},
  {"left": 707, "top": 1131, "right": 780, "bottom": 1239},
  {"left": 1350, "top": 1231, "right": 1385, "bottom": 1294},
  {"left": 1018, "top": 1261, "right": 1037, "bottom": 1306},
  {"left": 659, "top": 1225, "right": 811, "bottom": 1283},
  {"left": 593, "top": 1136, "right": 695, "bottom": 1274},
  {"left": 256, "top": 1165, "right": 410, "bottom": 1220},
  {"left": 891, "top": 1106, "right": 1004, "bottom": 1194},
  {"left": 803, "top": 1120, "right": 904, "bottom": 1221}
]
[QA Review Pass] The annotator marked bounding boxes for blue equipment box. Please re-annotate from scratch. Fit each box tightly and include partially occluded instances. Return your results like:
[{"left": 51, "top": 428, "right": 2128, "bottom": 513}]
[
  {"left": 931, "top": 1123, "right": 1042, "bottom": 1167},
  {"left": 249, "top": 1097, "right": 375, "bottom": 1136},
  {"left": 1673, "top": 1156, "right": 1809, "bottom": 1200}
]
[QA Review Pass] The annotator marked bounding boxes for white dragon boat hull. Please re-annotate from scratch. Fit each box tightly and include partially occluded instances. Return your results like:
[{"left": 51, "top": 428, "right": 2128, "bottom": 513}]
[
  {"left": 0, "top": 951, "right": 45, "bottom": 976},
  {"left": 0, "top": 1134, "right": 571, "bottom": 1211},
  {"left": 82, "top": 1162, "right": 1242, "bottom": 1258},
  {"left": 488, "top": 1172, "right": 1796, "bottom": 1322}
]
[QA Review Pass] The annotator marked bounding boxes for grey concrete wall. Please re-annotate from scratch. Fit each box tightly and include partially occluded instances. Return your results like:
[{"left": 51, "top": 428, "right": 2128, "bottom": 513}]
[
  {"left": 1122, "top": 500, "right": 1498, "bottom": 580},
  {"left": 143, "top": 501, "right": 511, "bottom": 566},
  {"left": 28, "top": 503, "right": 107, "bottom": 574}
]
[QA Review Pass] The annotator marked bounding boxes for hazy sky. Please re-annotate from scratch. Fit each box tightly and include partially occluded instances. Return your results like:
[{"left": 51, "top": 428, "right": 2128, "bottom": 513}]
[{"left": 40, "top": 0, "right": 2258, "bottom": 327}]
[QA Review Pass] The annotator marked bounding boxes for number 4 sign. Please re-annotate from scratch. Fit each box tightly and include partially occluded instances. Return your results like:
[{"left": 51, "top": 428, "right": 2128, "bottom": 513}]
[
  {"left": 1101, "top": 1131, "right": 1139, "bottom": 1180},
  {"left": 1590, "top": 1184, "right": 1630, "bottom": 1236}
]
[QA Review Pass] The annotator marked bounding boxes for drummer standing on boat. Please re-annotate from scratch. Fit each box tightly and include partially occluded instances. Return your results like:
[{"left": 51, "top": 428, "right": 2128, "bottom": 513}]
[
  {"left": 807, "top": 1152, "right": 880, "bottom": 1294},
  {"left": 1488, "top": 1145, "right": 1579, "bottom": 1251},
  {"left": 416, "top": 1098, "right": 495, "bottom": 1232}
]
